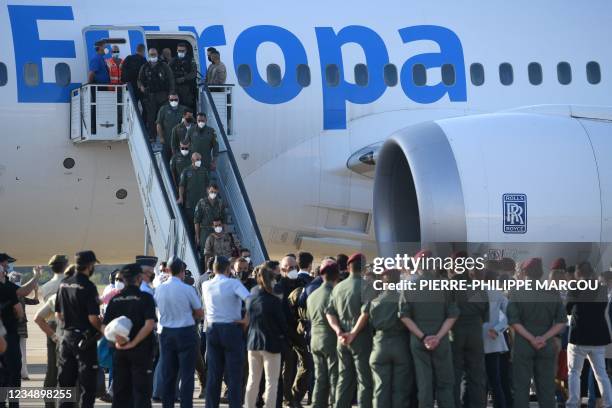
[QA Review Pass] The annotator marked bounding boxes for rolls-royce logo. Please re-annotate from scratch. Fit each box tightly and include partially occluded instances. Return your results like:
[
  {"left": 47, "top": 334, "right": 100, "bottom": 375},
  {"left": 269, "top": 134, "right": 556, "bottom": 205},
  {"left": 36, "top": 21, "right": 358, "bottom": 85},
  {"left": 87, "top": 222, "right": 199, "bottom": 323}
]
[{"left": 503, "top": 193, "right": 527, "bottom": 234}]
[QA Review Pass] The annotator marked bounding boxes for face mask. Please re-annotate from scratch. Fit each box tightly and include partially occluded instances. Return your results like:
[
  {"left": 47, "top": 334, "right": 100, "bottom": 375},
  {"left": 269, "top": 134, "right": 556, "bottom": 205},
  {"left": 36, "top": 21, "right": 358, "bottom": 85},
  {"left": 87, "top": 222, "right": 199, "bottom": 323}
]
[
  {"left": 287, "top": 269, "right": 299, "bottom": 280},
  {"left": 112, "top": 52, "right": 120, "bottom": 58},
  {"left": 180, "top": 149, "right": 189, "bottom": 156},
  {"left": 198, "top": 121, "right": 206, "bottom": 129},
  {"left": 149, "top": 56, "right": 158, "bottom": 63},
  {"left": 115, "top": 281, "right": 125, "bottom": 290},
  {"left": 177, "top": 52, "right": 186, "bottom": 59},
  {"left": 194, "top": 160, "right": 202, "bottom": 168},
  {"left": 214, "top": 226, "right": 223, "bottom": 233},
  {"left": 169, "top": 101, "right": 179, "bottom": 108},
  {"left": 208, "top": 192, "right": 217, "bottom": 200},
  {"left": 244, "top": 257, "right": 251, "bottom": 264}
]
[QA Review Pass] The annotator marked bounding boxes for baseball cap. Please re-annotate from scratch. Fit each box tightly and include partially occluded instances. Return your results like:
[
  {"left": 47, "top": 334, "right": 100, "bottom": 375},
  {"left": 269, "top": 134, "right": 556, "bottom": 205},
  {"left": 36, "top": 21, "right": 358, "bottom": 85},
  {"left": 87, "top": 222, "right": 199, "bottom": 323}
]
[
  {"left": 135, "top": 255, "right": 158, "bottom": 268},
  {"left": 0, "top": 253, "right": 16, "bottom": 263},
  {"left": 75, "top": 250, "right": 100, "bottom": 266},
  {"left": 120, "top": 263, "right": 143, "bottom": 279}
]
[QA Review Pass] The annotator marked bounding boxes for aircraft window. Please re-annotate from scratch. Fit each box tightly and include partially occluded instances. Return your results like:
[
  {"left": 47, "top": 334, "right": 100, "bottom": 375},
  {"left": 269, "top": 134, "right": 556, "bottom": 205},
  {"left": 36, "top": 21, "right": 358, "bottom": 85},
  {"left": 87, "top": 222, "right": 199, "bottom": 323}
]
[
  {"left": 499, "top": 63, "right": 513, "bottom": 86},
  {"left": 266, "top": 64, "right": 282, "bottom": 87},
  {"left": 470, "top": 63, "right": 484, "bottom": 86},
  {"left": 354, "top": 64, "right": 368, "bottom": 86},
  {"left": 0, "top": 63, "right": 6, "bottom": 86},
  {"left": 384, "top": 64, "right": 398, "bottom": 86},
  {"left": 297, "top": 64, "right": 311, "bottom": 87},
  {"left": 55, "top": 63, "right": 71, "bottom": 87},
  {"left": 24, "top": 63, "right": 40, "bottom": 87},
  {"left": 557, "top": 62, "right": 572, "bottom": 85},
  {"left": 528, "top": 62, "right": 543, "bottom": 85},
  {"left": 441, "top": 64, "right": 455, "bottom": 86},
  {"left": 586, "top": 61, "right": 601, "bottom": 85},
  {"left": 237, "top": 64, "right": 252, "bottom": 87},
  {"left": 412, "top": 64, "right": 426, "bottom": 86},
  {"left": 326, "top": 64, "right": 340, "bottom": 87}
]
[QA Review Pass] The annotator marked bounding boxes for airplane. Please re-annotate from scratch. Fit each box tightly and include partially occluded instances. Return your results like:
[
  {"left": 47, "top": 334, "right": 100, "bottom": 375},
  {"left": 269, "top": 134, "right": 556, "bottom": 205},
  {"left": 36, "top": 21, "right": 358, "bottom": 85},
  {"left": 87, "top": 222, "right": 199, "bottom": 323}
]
[{"left": 1, "top": 0, "right": 611, "bottom": 268}]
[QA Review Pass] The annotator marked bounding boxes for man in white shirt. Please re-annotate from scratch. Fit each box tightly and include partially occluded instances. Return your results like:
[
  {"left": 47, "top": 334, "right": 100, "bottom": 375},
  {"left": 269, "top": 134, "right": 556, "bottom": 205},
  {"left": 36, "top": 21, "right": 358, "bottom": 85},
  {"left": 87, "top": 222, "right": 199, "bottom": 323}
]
[
  {"left": 136, "top": 255, "right": 158, "bottom": 295},
  {"left": 201, "top": 256, "right": 250, "bottom": 408},
  {"left": 155, "top": 256, "right": 203, "bottom": 407}
]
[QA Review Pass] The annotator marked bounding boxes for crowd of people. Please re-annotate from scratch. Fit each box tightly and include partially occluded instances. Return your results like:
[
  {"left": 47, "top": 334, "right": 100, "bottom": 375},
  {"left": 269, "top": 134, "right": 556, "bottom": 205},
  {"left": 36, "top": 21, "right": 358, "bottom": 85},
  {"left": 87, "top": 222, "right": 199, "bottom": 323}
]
[{"left": 1, "top": 249, "right": 612, "bottom": 408}]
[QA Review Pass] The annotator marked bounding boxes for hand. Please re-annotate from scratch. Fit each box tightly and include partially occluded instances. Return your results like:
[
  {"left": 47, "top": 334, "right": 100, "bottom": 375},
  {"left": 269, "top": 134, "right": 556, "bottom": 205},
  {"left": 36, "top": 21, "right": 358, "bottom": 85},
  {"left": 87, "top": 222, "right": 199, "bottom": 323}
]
[
  {"left": 115, "top": 340, "right": 135, "bottom": 350},
  {"left": 176, "top": 197, "right": 183, "bottom": 205},
  {"left": 424, "top": 335, "right": 440, "bottom": 351},
  {"left": 32, "top": 266, "right": 42, "bottom": 278},
  {"left": 341, "top": 332, "right": 357, "bottom": 346},
  {"left": 487, "top": 328, "right": 498, "bottom": 340},
  {"left": 139, "top": 86, "right": 145, "bottom": 93},
  {"left": 210, "top": 161, "right": 217, "bottom": 171},
  {"left": 115, "top": 335, "right": 129, "bottom": 346},
  {"left": 529, "top": 337, "right": 546, "bottom": 350},
  {"left": 51, "top": 334, "right": 59, "bottom": 344}
]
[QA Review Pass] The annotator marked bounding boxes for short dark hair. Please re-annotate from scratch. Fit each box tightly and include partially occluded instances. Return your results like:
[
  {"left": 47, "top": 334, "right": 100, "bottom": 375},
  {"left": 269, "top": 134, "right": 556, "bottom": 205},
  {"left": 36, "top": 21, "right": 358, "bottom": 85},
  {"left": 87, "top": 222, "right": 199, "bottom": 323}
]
[
  {"left": 240, "top": 248, "right": 250, "bottom": 254},
  {"left": 265, "top": 260, "right": 279, "bottom": 270},
  {"left": 213, "top": 256, "right": 230, "bottom": 274},
  {"left": 197, "top": 112, "right": 206, "bottom": 118},
  {"left": 576, "top": 261, "right": 594, "bottom": 278},
  {"left": 297, "top": 252, "right": 314, "bottom": 270},
  {"left": 212, "top": 217, "right": 223, "bottom": 223},
  {"left": 336, "top": 254, "right": 349, "bottom": 271},
  {"left": 136, "top": 44, "right": 146, "bottom": 53},
  {"left": 177, "top": 42, "right": 188, "bottom": 49},
  {"left": 207, "top": 47, "right": 217, "bottom": 53},
  {"left": 51, "top": 262, "right": 67, "bottom": 274},
  {"left": 208, "top": 183, "right": 219, "bottom": 190},
  {"left": 285, "top": 253, "right": 296, "bottom": 259},
  {"left": 183, "top": 109, "right": 194, "bottom": 115}
]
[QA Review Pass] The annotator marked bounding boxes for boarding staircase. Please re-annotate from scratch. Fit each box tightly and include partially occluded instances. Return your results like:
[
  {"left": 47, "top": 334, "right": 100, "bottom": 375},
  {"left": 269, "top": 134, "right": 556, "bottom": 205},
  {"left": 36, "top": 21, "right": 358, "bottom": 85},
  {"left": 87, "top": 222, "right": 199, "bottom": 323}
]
[{"left": 70, "top": 83, "right": 268, "bottom": 273}]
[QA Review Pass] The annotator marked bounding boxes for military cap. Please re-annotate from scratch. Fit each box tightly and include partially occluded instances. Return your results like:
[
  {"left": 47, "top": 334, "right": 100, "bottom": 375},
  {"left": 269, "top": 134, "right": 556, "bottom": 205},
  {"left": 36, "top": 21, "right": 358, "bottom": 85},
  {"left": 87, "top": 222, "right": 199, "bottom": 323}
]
[
  {"left": 135, "top": 255, "right": 158, "bottom": 267},
  {"left": 414, "top": 249, "right": 432, "bottom": 259},
  {"left": 320, "top": 261, "right": 339, "bottom": 276},
  {"left": 75, "top": 250, "right": 100, "bottom": 266},
  {"left": 0, "top": 253, "right": 16, "bottom": 263},
  {"left": 347, "top": 252, "right": 366, "bottom": 265},
  {"left": 48, "top": 254, "right": 69, "bottom": 266},
  {"left": 550, "top": 257, "right": 566, "bottom": 270},
  {"left": 120, "top": 263, "right": 143, "bottom": 279}
]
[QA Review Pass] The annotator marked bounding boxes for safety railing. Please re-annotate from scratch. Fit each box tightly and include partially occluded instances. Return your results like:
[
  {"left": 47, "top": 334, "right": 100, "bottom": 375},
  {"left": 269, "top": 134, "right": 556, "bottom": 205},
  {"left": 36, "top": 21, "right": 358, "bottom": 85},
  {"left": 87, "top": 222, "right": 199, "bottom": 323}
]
[
  {"left": 70, "top": 84, "right": 126, "bottom": 142},
  {"left": 207, "top": 85, "right": 234, "bottom": 136},
  {"left": 199, "top": 83, "right": 269, "bottom": 265}
]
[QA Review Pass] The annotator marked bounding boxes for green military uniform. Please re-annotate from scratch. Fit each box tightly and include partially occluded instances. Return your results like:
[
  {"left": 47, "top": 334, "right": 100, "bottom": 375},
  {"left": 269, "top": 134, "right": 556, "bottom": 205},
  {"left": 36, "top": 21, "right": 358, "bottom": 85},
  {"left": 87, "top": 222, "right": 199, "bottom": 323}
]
[
  {"left": 308, "top": 282, "right": 338, "bottom": 408},
  {"left": 179, "top": 165, "right": 209, "bottom": 224},
  {"left": 190, "top": 125, "right": 219, "bottom": 170},
  {"left": 203, "top": 232, "right": 236, "bottom": 260},
  {"left": 193, "top": 197, "right": 225, "bottom": 253},
  {"left": 171, "top": 123, "right": 195, "bottom": 156},
  {"left": 367, "top": 289, "right": 413, "bottom": 408},
  {"left": 507, "top": 286, "right": 565, "bottom": 408},
  {"left": 399, "top": 272, "right": 459, "bottom": 408},
  {"left": 156, "top": 103, "right": 186, "bottom": 144},
  {"left": 169, "top": 151, "right": 191, "bottom": 185},
  {"left": 450, "top": 275, "right": 489, "bottom": 408},
  {"left": 325, "top": 273, "right": 374, "bottom": 408}
]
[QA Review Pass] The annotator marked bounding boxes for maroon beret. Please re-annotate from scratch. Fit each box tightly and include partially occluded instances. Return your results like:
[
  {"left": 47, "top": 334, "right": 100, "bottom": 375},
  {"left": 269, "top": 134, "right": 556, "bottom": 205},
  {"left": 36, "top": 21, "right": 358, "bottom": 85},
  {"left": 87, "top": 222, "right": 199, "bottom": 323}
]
[
  {"left": 550, "top": 258, "right": 566, "bottom": 270},
  {"left": 320, "top": 261, "right": 339, "bottom": 276},
  {"left": 347, "top": 252, "right": 365, "bottom": 265}
]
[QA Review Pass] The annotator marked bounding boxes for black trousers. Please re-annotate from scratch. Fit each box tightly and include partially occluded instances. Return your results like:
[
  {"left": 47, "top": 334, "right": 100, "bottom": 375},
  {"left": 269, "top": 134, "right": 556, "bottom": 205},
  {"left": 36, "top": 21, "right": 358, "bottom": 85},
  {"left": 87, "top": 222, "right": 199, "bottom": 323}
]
[
  {"left": 44, "top": 323, "right": 58, "bottom": 408},
  {"left": 112, "top": 344, "right": 154, "bottom": 408},
  {"left": 0, "top": 331, "right": 22, "bottom": 408},
  {"left": 58, "top": 331, "right": 98, "bottom": 408}
]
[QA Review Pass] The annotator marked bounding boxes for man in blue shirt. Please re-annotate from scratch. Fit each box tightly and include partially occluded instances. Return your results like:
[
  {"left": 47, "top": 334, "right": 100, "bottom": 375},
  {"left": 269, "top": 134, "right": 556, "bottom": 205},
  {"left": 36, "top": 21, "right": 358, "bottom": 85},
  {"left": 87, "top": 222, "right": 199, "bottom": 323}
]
[
  {"left": 155, "top": 256, "right": 203, "bottom": 408},
  {"left": 88, "top": 45, "right": 110, "bottom": 84},
  {"left": 201, "top": 256, "right": 250, "bottom": 408}
]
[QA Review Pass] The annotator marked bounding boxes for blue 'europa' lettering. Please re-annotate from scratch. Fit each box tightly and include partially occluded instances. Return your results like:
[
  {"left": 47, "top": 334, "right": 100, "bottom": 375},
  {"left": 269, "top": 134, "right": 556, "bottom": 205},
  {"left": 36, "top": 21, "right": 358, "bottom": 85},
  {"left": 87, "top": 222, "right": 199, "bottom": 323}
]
[{"left": 8, "top": 5, "right": 79, "bottom": 103}]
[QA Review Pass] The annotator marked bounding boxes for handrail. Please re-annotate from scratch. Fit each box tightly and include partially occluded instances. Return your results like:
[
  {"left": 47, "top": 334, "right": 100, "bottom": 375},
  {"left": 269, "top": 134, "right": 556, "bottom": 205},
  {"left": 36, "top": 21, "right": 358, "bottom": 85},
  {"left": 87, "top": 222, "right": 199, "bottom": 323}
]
[
  {"left": 200, "top": 83, "right": 269, "bottom": 261},
  {"left": 126, "top": 84, "right": 176, "bottom": 222}
]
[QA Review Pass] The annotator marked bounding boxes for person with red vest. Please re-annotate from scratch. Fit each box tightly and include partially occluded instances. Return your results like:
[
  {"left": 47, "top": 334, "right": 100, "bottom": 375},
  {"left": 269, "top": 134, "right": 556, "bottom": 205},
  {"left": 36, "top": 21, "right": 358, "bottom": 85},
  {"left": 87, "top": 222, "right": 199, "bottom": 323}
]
[{"left": 106, "top": 45, "right": 123, "bottom": 85}]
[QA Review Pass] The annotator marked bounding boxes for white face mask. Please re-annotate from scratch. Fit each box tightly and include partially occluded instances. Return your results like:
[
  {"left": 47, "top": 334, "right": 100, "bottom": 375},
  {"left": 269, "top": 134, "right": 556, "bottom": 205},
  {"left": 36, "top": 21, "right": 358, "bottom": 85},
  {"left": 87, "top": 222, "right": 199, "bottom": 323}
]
[
  {"left": 208, "top": 192, "right": 217, "bottom": 200},
  {"left": 114, "top": 281, "right": 125, "bottom": 290},
  {"left": 287, "top": 269, "right": 299, "bottom": 280},
  {"left": 169, "top": 101, "right": 179, "bottom": 108},
  {"left": 180, "top": 149, "right": 189, "bottom": 156},
  {"left": 197, "top": 121, "right": 206, "bottom": 129},
  {"left": 177, "top": 52, "right": 186, "bottom": 58},
  {"left": 194, "top": 160, "right": 202, "bottom": 168},
  {"left": 244, "top": 257, "right": 251, "bottom": 264},
  {"left": 112, "top": 52, "right": 120, "bottom": 58},
  {"left": 149, "top": 56, "right": 158, "bottom": 63},
  {"left": 214, "top": 226, "right": 223, "bottom": 233}
]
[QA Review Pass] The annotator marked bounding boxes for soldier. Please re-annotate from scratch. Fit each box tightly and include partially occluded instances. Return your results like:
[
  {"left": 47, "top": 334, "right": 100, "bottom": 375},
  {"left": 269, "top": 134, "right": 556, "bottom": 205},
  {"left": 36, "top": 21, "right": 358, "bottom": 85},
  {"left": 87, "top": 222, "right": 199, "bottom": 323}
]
[
  {"left": 399, "top": 250, "right": 458, "bottom": 408},
  {"left": 194, "top": 184, "right": 225, "bottom": 254},
  {"left": 449, "top": 251, "right": 489, "bottom": 408},
  {"left": 307, "top": 261, "right": 340, "bottom": 408},
  {"left": 170, "top": 139, "right": 192, "bottom": 187},
  {"left": 138, "top": 47, "right": 175, "bottom": 138},
  {"left": 367, "top": 269, "right": 413, "bottom": 408},
  {"left": 191, "top": 112, "right": 219, "bottom": 171},
  {"left": 177, "top": 152, "right": 209, "bottom": 237},
  {"left": 156, "top": 93, "right": 187, "bottom": 161},
  {"left": 507, "top": 258, "right": 566, "bottom": 408},
  {"left": 55, "top": 250, "right": 102, "bottom": 408},
  {"left": 102, "top": 263, "right": 157, "bottom": 408},
  {"left": 325, "top": 253, "right": 374, "bottom": 408},
  {"left": 203, "top": 218, "right": 239, "bottom": 265},
  {"left": 170, "top": 109, "right": 195, "bottom": 157},
  {"left": 169, "top": 42, "right": 197, "bottom": 110}
]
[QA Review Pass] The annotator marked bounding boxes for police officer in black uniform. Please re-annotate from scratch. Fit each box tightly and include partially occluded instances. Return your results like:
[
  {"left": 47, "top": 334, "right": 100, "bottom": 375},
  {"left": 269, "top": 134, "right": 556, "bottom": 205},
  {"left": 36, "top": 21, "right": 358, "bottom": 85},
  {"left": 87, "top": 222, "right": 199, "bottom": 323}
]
[
  {"left": 102, "top": 263, "right": 157, "bottom": 408},
  {"left": 138, "top": 47, "right": 175, "bottom": 138},
  {"left": 170, "top": 42, "right": 198, "bottom": 111},
  {"left": 55, "top": 250, "right": 102, "bottom": 408}
]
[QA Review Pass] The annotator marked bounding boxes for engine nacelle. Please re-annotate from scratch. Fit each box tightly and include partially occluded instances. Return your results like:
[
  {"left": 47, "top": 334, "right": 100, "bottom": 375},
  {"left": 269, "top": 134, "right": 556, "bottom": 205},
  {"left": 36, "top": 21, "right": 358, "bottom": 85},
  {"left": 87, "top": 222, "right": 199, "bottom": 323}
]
[{"left": 373, "top": 106, "right": 612, "bottom": 268}]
